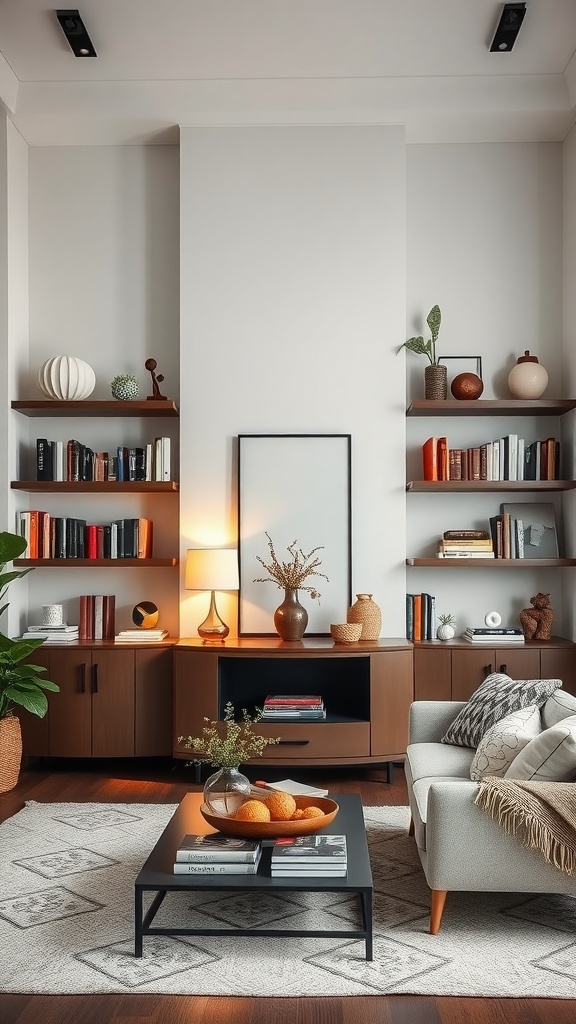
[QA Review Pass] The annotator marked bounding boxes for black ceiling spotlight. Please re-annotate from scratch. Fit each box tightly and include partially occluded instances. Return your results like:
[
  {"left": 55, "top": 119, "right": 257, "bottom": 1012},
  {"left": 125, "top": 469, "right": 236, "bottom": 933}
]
[
  {"left": 489, "top": 2, "right": 526, "bottom": 52},
  {"left": 56, "top": 9, "right": 97, "bottom": 57}
]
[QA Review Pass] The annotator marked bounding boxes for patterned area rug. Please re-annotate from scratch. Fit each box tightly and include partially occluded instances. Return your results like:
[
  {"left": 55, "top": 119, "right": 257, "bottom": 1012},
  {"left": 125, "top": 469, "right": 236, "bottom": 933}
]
[{"left": 2, "top": 800, "right": 576, "bottom": 996}]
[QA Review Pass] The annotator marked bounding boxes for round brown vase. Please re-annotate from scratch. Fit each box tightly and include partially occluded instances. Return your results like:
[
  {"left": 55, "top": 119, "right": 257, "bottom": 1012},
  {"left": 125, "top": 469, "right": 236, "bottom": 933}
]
[
  {"left": 347, "top": 593, "right": 382, "bottom": 641},
  {"left": 274, "top": 588, "right": 308, "bottom": 641},
  {"left": 0, "top": 715, "right": 22, "bottom": 793},
  {"left": 424, "top": 363, "right": 448, "bottom": 400}
]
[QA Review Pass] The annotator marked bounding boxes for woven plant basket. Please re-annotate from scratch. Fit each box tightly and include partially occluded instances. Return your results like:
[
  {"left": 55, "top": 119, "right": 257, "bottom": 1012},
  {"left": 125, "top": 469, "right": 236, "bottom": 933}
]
[{"left": 0, "top": 715, "right": 22, "bottom": 793}]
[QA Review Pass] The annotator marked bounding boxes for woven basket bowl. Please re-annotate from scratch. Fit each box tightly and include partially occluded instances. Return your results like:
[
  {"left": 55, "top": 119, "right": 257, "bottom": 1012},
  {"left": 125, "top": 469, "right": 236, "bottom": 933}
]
[
  {"left": 0, "top": 715, "right": 22, "bottom": 793},
  {"left": 330, "top": 622, "right": 362, "bottom": 644}
]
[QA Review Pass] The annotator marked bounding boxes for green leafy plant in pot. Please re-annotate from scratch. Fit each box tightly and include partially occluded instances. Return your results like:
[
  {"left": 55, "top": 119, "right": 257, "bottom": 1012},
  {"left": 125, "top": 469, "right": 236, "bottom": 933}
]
[
  {"left": 0, "top": 531, "right": 60, "bottom": 792},
  {"left": 399, "top": 304, "right": 447, "bottom": 400}
]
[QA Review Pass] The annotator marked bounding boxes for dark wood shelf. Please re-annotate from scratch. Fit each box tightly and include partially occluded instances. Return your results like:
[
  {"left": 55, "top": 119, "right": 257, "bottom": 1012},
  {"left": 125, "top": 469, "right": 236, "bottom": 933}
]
[
  {"left": 11, "top": 399, "right": 179, "bottom": 418},
  {"left": 407, "top": 557, "right": 576, "bottom": 567},
  {"left": 406, "top": 479, "right": 576, "bottom": 492},
  {"left": 13, "top": 558, "right": 178, "bottom": 567},
  {"left": 406, "top": 399, "right": 576, "bottom": 417},
  {"left": 11, "top": 481, "right": 179, "bottom": 493}
]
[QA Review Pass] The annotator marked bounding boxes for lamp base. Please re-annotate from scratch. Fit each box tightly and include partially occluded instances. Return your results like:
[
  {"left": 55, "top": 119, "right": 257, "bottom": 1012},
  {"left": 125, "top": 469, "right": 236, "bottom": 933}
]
[{"left": 198, "top": 590, "right": 230, "bottom": 643}]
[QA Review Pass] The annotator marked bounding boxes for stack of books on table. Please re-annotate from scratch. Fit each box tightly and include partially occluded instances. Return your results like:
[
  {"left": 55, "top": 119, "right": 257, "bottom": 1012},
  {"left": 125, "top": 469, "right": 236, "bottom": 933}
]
[
  {"left": 173, "top": 834, "right": 262, "bottom": 874},
  {"left": 114, "top": 628, "right": 169, "bottom": 642},
  {"left": 271, "top": 835, "right": 348, "bottom": 877},
  {"left": 437, "top": 530, "right": 494, "bottom": 559},
  {"left": 462, "top": 627, "right": 524, "bottom": 644},
  {"left": 261, "top": 695, "right": 326, "bottom": 720},
  {"left": 21, "top": 624, "right": 79, "bottom": 643}
]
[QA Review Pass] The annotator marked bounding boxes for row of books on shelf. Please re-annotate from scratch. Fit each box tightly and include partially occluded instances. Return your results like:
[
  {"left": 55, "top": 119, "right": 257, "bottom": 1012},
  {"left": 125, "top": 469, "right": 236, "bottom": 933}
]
[
  {"left": 422, "top": 435, "right": 561, "bottom": 482},
  {"left": 35, "top": 437, "right": 172, "bottom": 482},
  {"left": 406, "top": 593, "right": 436, "bottom": 641},
  {"left": 261, "top": 695, "right": 327, "bottom": 720},
  {"left": 18, "top": 512, "right": 153, "bottom": 559},
  {"left": 172, "top": 834, "right": 347, "bottom": 877}
]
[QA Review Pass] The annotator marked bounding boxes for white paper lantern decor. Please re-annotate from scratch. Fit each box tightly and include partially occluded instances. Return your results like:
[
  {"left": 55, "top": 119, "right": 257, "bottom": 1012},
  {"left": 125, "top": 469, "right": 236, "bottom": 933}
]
[{"left": 37, "top": 356, "right": 96, "bottom": 401}]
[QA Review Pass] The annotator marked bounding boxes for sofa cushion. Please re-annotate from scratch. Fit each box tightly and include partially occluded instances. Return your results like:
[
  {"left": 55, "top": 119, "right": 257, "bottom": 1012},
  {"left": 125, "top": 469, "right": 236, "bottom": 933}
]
[
  {"left": 441, "top": 673, "right": 562, "bottom": 749},
  {"left": 505, "top": 715, "right": 576, "bottom": 782},
  {"left": 469, "top": 704, "right": 541, "bottom": 781},
  {"left": 541, "top": 690, "right": 576, "bottom": 729},
  {"left": 407, "top": 741, "right": 475, "bottom": 784}
]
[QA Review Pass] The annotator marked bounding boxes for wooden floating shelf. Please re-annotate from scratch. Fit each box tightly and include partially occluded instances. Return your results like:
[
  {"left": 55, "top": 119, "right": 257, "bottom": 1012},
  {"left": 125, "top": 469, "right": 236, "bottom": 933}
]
[
  {"left": 11, "top": 400, "right": 179, "bottom": 418},
  {"left": 406, "top": 399, "right": 576, "bottom": 417},
  {"left": 406, "top": 480, "right": 576, "bottom": 492},
  {"left": 11, "top": 481, "right": 179, "bottom": 493},
  {"left": 13, "top": 558, "right": 178, "bottom": 567},
  {"left": 407, "top": 558, "right": 576, "bottom": 567}
]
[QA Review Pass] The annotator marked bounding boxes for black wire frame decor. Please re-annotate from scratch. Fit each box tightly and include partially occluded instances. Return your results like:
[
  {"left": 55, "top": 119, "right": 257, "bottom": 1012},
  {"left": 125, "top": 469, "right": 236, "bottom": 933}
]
[{"left": 237, "top": 434, "right": 352, "bottom": 637}]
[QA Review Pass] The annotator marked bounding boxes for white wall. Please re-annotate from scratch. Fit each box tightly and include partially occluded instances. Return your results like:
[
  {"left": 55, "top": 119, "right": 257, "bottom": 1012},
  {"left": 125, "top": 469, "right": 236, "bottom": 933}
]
[
  {"left": 562, "top": 124, "right": 576, "bottom": 642},
  {"left": 179, "top": 125, "right": 407, "bottom": 638}
]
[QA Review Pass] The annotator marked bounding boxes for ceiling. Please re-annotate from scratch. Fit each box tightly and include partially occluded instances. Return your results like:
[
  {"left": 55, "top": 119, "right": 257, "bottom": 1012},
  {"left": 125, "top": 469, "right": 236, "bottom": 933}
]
[{"left": 0, "top": 0, "right": 575, "bottom": 146}]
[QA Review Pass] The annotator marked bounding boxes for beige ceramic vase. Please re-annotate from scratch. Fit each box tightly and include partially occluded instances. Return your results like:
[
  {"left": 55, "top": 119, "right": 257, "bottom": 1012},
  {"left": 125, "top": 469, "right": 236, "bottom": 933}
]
[{"left": 347, "top": 594, "right": 382, "bottom": 641}]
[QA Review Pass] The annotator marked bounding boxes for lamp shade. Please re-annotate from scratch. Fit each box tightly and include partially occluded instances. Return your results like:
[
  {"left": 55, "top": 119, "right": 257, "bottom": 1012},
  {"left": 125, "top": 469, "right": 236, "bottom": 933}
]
[{"left": 185, "top": 548, "right": 239, "bottom": 592}]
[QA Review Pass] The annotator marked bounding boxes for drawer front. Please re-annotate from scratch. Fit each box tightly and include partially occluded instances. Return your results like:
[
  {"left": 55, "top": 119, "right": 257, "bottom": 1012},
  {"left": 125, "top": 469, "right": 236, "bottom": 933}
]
[{"left": 256, "top": 722, "right": 370, "bottom": 759}]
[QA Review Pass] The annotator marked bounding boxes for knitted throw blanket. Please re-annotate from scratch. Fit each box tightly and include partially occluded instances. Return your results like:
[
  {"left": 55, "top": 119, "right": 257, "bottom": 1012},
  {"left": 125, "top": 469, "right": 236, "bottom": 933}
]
[{"left": 475, "top": 777, "right": 576, "bottom": 876}]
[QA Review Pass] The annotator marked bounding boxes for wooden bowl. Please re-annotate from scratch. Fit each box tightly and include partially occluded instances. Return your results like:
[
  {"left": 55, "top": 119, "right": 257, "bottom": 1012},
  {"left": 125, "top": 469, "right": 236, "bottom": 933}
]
[{"left": 200, "top": 795, "right": 339, "bottom": 839}]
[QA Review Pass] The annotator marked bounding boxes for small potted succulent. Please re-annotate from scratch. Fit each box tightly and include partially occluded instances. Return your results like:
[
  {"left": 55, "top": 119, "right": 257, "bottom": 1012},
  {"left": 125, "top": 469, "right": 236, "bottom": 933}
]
[
  {"left": 399, "top": 304, "right": 447, "bottom": 400},
  {"left": 437, "top": 612, "right": 456, "bottom": 641}
]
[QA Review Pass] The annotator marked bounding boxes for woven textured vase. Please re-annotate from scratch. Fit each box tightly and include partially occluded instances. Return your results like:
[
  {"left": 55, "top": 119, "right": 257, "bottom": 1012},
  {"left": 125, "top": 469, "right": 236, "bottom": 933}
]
[
  {"left": 0, "top": 715, "right": 22, "bottom": 793},
  {"left": 424, "top": 363, "right": 448, "bottom": 400},
  {"left": 274, "top": 588, "right": 308, "bottom": 641},
  {"left": 347, "top": 593, "right": 382, "bottom": 641}
]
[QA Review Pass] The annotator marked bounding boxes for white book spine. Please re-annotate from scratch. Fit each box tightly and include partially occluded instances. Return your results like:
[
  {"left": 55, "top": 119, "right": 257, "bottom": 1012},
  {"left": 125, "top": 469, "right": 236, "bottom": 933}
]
[
  {"left": 175, "top": 851, "right": 257, "bottom": 863},
  {"left": 517, "top": 438, "right": 524, "bottom": 481},
  {"left": 173, "top": 861, "right": 260, "bottom": 874},
  {"left": 93, "top": 595, "right": 104, "bottom": 640},
  {"left": 145, "top": 443, "right": 153, "bottom": 482},
  {"left": 485, "top": 441, "right": 493, "bottom": 481},
  {"left": 492, "top": 440, "right": 500, "bottom": 482},
  {"left": 154, "top": 438, "right": 163, "bottom": 481},
  {"left": 161, "top": 437, "right": 171, "bottom": 480},
  {"left": 110, "top": 522, "right": 118, "bottom": 559}
]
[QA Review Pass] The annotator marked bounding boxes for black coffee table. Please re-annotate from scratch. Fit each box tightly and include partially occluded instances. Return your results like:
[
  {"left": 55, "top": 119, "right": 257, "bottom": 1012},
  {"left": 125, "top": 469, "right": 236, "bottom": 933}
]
[{"left": 134, "top": 791, "right": 373, "bottom": 959}]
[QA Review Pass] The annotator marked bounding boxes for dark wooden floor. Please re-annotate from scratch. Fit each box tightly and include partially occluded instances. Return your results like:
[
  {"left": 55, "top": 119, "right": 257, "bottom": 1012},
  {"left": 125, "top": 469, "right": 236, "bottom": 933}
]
[{"left": 0, "top": 758, "right": 573, "bottom": 1023}]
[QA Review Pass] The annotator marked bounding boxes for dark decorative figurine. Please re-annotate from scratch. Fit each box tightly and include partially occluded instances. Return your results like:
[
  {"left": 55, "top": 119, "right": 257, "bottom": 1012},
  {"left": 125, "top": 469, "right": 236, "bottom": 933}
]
[
  {"left": 145, "top": 358, "right": 167, "bottom": 400},
  {"left": 519, "top": 592, "right": 554, "bottom": 641}
]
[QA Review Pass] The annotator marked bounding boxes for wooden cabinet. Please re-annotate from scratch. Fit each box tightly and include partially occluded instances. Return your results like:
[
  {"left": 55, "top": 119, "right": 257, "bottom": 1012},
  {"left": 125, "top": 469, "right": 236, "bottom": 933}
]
[
  {"left": 21, "top": 643, "right": 174, "bottom": 758},
  {"left": 414, "top": 636, "right": 576, "bottom": 701},
  {"left": 174, "top": 637, "right": 414, "bottom": 767}
]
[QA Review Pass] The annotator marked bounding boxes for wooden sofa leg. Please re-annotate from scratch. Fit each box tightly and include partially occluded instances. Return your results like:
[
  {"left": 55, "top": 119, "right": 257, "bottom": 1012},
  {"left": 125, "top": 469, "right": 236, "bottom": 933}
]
[
  {"left": 408, "top": 817, "right": 415, "bottom": 836},
  {"left": 430, "top": 889, "right": 448, "bottom": 935}
]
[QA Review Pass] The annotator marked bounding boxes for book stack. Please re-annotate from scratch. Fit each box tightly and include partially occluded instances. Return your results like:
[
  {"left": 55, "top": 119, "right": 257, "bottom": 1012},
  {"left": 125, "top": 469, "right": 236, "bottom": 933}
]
[
  {"left": 261, "top": 695, "right": 326, "bottom": 720},
  {"left": 173, "top": 834, "right": 262, "bottom": 874},
  {"left": 270, "top": 835, "right": 348, "bottom": 877},
  {"left": 419, "top": 434, "right": 561, "bottom": 483},
  {"left": 22, "top": 624, "right": 79, "bottom": 643},
  {"left": 79, "top": 595, "right": 116, "bottom": 640},
  {"left": 406, "top": 593, "right": 436, "bottom": 640},
  {"left": 462, "top": 627, "right": 524, "bottom": 644},
  {"left": 115, "top": 628, "right": 169, "bottom": 642},
  {"left": 437, "top": 530, "right": 494, "bottom": 559}
]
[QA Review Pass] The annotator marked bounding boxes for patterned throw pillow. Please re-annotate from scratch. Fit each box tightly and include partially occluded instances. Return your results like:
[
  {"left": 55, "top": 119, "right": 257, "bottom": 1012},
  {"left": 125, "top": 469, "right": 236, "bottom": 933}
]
[
  {"left": 505, "top": 715, "right": 576, "bottom": 781},
  {"left": 469, "top": 704, "right": 541, "bottom": 781},
  {"left": 442, "top": 673, "right": 562, "bottom": 749}
]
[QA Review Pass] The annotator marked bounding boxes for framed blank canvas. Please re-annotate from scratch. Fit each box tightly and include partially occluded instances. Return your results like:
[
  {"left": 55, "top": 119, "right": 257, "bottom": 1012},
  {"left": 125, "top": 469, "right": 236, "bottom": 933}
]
[{"left": 238, "top": 434, "right": 352, "bottom": 636}]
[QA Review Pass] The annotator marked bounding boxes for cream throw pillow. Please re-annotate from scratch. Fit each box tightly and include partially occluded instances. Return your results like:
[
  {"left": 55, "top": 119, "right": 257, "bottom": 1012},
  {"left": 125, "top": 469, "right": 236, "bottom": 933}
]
[
  {"left": 505, "top": 714, "right": 576, "bottom": 782},
  {"left": 470, "top": 705, "right": 541, "bottom": 781}
]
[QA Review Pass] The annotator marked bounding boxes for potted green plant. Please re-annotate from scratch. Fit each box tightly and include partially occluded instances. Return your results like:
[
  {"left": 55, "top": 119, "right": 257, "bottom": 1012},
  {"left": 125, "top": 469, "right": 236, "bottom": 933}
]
[
  {"left": 0, "top": 531, "right": 60, "bottom": 792},
  {"left": 399, "top": 304, "right": 447, "bottom": 400},
  {"left": 436, "top": 612, "right": 456, "bottom": 641}
]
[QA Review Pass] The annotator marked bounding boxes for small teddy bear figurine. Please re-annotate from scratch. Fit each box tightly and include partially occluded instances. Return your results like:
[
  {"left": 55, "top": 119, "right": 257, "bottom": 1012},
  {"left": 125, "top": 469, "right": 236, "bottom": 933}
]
[{"left": 519, "top": 592, "right": 554, "bottom": 641}]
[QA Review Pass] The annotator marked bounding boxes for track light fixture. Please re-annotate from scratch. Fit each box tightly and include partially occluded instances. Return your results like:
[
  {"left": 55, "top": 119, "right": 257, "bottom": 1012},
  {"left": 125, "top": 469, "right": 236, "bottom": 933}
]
[
  {"left": 56, "top": 9, "right": 97, "bottom": 57},
  {"left": 489, "top": 3, "right": 526, "bottom": 52}
]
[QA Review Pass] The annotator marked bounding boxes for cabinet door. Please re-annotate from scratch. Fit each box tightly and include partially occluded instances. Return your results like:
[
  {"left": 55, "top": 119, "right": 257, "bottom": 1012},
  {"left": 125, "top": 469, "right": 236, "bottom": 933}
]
[
  {"left": 18, "top": 647, "right": 51, "bottom": 757},
  {"left": 135, "top": 647, "right": 172, "bottom": 756},
  {"left": 370, "top": 650, "right": 413, "bottom": 757},
  {"left": 540, "top": 649, "right": 576, "bottom": 695},
  {"left": 91, "top": 649, "right": 135, "bottom": 757},
  {"left": 452, "top": 647, "right": 541, "bottom": 701},
  {"left": 173, "top": 649, "right": 218, "bottom": 757},
  {"left": 49, "top": 649, "right": 92, "bottom": 757},
  {"left": 414, "top": 646, "right": 451, "bottom": 701}
]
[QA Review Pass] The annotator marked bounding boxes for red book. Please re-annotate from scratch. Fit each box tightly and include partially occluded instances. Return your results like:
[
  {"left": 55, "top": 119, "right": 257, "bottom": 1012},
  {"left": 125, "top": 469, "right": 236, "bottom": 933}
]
[
  {"left": 437, "top": 437, "right": 448, "bottom": 481},
  {"left": 422, "top": 437, "right": 439, "bottom": 481},
  {"left": 102, "top": 595, "right": 116, "bottom": 641},
  {"left": 96, "top": 526, "right": 105, "bottom": 560},
  {"left": 265, "top": 696, "right": 323, "bottom": 706},
  {"left": 86, "top": 595, "right": 95, "bottom": 640},
  {"left": 86, "top": 525, "right": 97, "bottom": 559}
]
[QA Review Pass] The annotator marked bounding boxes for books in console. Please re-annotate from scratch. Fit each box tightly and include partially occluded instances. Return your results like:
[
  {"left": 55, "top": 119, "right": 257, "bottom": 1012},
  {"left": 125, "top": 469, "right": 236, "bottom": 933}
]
[
  {"left": 262, "top": 695, "right": 326, "bottom": 720},
  {"left": 462, "top": 627, "right": 524, "bottom": 644},
  {"left": 271, "top": 835, "right": 347, "bottom": 877},
  {"left": 173, "top": 834, "right": 262, "bottom": 874}
]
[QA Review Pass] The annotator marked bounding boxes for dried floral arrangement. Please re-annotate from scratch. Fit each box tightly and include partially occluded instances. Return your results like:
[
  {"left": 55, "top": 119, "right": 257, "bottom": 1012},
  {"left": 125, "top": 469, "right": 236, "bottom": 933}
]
[
  {"left": 178, "top": 702, "right": 280, "bottom": 768},
  {"left": 254, "top": 531, "right": 329, "bottom": 603}
]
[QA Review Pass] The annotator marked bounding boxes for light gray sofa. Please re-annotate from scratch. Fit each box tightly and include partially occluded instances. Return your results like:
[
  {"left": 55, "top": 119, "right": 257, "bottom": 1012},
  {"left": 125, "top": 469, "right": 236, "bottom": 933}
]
[{"left": 406, "top": 694, "right": 576, "bottom": 934}]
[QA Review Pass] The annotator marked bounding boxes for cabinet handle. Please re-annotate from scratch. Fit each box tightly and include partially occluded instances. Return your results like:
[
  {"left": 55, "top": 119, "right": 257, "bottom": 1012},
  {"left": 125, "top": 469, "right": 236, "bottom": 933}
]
[
  {"left": 499, "top": 664, "right": 507, "bottom": 674},
  {"left": 92, "top": 663, "right": 99, "bottom": 694},
  {"left": 483, "top": 664, "right": 493, "bottom": 678},
  {"left": 79, "top": 663, "right": 86, "bottom": 693},
  {"left": 278, "top": 739, "right": 310, "bottom": 746}
]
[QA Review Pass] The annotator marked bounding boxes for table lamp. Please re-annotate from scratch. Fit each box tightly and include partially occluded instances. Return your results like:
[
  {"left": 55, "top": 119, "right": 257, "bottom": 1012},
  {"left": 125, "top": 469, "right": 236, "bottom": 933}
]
[{"left": 185, "top": 548, "right": 239, "bottom": 642}]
